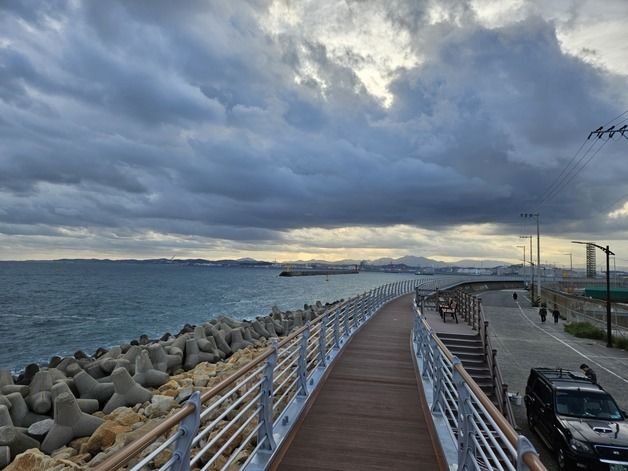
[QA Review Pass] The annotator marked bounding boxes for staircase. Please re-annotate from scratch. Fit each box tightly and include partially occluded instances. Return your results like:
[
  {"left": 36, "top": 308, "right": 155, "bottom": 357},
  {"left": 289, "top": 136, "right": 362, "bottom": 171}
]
[{"left": 437, "top": 332, "right": 496, "bottom": 405}]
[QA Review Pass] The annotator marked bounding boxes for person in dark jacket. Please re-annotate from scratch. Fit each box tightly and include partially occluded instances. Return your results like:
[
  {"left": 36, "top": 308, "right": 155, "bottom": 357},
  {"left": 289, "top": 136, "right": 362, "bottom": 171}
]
[
  {"left": 552, "top": 304, "right": 560, "bottom": 324},
  {"left": 512, "top": 292, "right": 518, "bottom": 301},
  {"left": 539, "top": 303, "right": 547, "bottom": 323},
  {"left": 580, "top": 363, "right": 597, "bottom": 384}
]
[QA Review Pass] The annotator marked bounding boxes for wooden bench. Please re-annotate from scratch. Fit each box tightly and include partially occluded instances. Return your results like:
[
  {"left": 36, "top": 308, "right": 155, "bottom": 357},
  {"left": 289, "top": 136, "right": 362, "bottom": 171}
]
[{"left": 439, "top": 299, "right": 458, "bottom": 323}]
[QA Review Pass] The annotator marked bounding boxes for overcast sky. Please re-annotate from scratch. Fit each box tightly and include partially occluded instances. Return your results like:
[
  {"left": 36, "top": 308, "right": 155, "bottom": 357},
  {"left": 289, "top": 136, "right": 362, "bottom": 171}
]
[{"left": 1, "top": 0, "right": 627, "bottom": 266}]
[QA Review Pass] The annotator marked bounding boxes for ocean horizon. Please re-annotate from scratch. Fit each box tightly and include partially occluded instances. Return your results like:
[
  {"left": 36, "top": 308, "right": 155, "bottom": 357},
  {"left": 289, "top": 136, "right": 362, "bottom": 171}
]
[{"left": 0, "top": 261, "right": 429, "bottom": 372}]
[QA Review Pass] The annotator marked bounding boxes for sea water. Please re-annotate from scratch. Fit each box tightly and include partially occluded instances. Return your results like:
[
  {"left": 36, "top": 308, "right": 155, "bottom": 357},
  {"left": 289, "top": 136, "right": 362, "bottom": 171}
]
[{"left": 0, "top": 261, "right": 427, "bottom": 371}]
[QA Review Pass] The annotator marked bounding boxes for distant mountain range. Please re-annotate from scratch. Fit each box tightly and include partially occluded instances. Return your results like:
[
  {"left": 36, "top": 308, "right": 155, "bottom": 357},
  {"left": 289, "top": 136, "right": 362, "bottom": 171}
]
[
  {"left": 39, "top": 255, "right": 512, "bottom": 268},
  {"left": 287, "top": 255, "right": 510, "bottom": 268}
]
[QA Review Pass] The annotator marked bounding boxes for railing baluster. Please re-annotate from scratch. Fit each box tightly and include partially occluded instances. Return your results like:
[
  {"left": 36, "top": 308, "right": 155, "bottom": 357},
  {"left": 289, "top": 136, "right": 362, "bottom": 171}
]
[
  {"left": 318, "top": 315, "right": 327, "bottom": 367},
  {"left": 333, "top": 308, "right": 340, "bottom": 349},
  {"left": 343, "top": 305, "right": 350, "bottom": 337},
  {"left": 453, "top": 359, "right": 475, "bottom": 470},
  {"left": 257, "top": 341, "right": 278, "bottom": 451},
  {"left": 297, "top": 324, "right": 310, "bottom": 397}
]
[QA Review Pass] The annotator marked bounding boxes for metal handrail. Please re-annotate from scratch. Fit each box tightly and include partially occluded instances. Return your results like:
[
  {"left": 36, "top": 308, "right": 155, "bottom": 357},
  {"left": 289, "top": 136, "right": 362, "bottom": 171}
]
[
  {"left": 92, "top": 278, "right": 419, "bottom": 471},
  {"left": 413, "top": 303, "right": 545, "bottom": 470}
]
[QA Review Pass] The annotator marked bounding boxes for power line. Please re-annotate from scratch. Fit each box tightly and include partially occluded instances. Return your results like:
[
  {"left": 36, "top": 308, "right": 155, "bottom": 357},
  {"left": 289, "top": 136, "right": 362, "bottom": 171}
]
[
  {"left": 535, "top": 110, "right": 628, "bottom": 208},
  {"left": 538, "top": 138, "right": 607, "bottom": 207}
]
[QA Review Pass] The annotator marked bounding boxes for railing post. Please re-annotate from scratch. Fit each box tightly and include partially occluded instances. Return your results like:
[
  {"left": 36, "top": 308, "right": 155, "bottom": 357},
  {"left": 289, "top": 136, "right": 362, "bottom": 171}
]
[
  {"left": 258, "top": 341, "right": 278, "bottom": 451},
  {"left": 333, "top": 308, "right": 340, "bottom": 349},
  {"left": 516, "top": 435, "right": 539, "bottom": 471},
  {"left": 431, "top": 349, "right": 444, "bottom": 414},
  {"left": 501, "top": 383, "right": 509, "bottom": 414},
  {"left": 483, "top": 321, "right": 489, "bottom": 355},
  {"left": 297, "top": 324, "right": 310, "bottom": 397},
  {"left": 491, "top": 349, "right": 498, "bottom": 389},
  {"left": 453, "top": 358, "right": 475, "bottom": 470},
  {"left": 171, "top": 391, "right": 201, "bottom": 471},
  {"left": 318, "top": 315, "right": 327, "bottom": 368}
]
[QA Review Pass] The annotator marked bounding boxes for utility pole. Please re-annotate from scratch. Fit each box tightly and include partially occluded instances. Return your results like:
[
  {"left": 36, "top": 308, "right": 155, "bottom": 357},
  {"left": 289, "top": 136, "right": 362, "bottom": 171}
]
[
  {"left": 521, "top": 213, "right": 541, "bottom": 305},
  {"left": 563, "top": 253, "right": 573, "bottom": 275},
  {"left": 520, "top": 235, "right": 533, "bottom": 291}
]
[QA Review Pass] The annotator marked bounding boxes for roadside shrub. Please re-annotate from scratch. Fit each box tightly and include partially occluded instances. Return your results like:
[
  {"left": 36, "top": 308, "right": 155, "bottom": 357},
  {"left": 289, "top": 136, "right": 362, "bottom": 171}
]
[
  {"left": 564, "top": 322, "right": 606, "bottom": 340},
  {"left": 613, "top": 335, "right": 628, "bottom": 350}
]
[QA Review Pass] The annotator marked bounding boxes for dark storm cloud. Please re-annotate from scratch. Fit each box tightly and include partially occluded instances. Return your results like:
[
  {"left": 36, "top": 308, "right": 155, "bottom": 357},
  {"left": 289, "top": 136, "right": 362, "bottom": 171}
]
[{"left": 0, "top": 0, "right": 627, "bottom": 252}]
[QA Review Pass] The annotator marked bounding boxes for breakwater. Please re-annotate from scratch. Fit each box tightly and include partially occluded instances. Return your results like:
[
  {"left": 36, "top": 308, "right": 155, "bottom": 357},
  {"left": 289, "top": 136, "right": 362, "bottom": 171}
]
[
  {"left": 0, "top": 300, "right": 336, "bottom": 470},
  {"left": 279, "top": 268, "right": 359, "bottom": 276}
]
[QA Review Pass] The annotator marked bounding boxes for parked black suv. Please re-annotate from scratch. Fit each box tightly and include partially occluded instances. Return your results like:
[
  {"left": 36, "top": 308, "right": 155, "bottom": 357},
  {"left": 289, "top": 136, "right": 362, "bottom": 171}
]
[{"left": 525, "top": 368, "right": 628, "bottom": 470}]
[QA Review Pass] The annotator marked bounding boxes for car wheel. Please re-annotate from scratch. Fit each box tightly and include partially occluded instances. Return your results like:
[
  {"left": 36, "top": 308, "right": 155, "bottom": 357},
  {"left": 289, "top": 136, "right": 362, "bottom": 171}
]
[{"left": 557, "top": 445, "right": 570, "bottom": 470}]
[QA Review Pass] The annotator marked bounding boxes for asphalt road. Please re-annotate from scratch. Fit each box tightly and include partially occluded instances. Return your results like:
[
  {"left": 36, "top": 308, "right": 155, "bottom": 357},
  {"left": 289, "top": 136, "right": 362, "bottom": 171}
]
[{"left": 480, "top": 289, "right": 628, "bottom": 471}]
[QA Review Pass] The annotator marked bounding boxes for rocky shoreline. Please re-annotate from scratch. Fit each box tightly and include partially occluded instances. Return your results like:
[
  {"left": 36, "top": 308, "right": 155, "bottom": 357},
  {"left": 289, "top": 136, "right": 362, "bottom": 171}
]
[{"left": 0, "top": 300, "right": 338, "bottom": 470}]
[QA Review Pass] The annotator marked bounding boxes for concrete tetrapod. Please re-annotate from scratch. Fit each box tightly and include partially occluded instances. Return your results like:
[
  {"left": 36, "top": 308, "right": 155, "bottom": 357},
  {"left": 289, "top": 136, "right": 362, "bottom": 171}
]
[
  {"left": 0, "top": 425, "right": 40, "bottom": 460},
  {"left": 73, "top": 371, "right": 114, "bottom": 407},
  {"left": 102, "top": 367, "right": 152, "bottom": 414},
  {"left": 148, "top": 344, "right": 181, "bottom": 374},
  {"left": 0, "top": 445, "right": 8, "bottom": 469},
  {"left": 133, "top": 350, "right": 169, "bottom": 388},
  {"left": 264, "top": 320, "right": 278, "bottom": 338},
  {"left": 0, "top": 405, "right": 11, "bottom": 427},
  {"left": 6, "top": 393, "right": 48, "bottom": 428},
  {"left": 40, "top": 392, "right": 103, "bottom": 454},
  {"left": 183, "top": 339, "right": 218, "bottom": 371},
  {"left": 0, "top": 405, "right": 40, "bottom": 459},
  {"left": 26, "top": 370, "right": 53, "bottom": 414},
  {"left": 194, "top": 326, "right": 215, "bottom": 354},
  {"left": 0, "top": 369, "right": 28, "bottom": 397},
  {"left": 207, "top": 325, "right": 231, "bottom": 356},
  {"left": 229, "top": 328, "right": 252, "bottom": 352},
  {"left": 51, "top": 382, "right": 99, "bottom": 414}
]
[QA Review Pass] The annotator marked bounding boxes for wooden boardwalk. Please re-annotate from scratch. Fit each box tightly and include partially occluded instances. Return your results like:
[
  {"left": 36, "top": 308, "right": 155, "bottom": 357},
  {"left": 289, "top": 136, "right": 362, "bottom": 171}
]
[{"left": 273, "top": 294, "right": 445, "bottom": 471}]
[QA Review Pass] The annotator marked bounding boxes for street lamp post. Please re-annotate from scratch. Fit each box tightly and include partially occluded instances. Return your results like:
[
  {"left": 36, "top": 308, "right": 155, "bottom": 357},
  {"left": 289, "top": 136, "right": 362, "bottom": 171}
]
[
  {"left": 572, "top": 241, "right": 615, "bottom": 348},
  {"left": 516, "top": 245, "right": 526, "bottom": 276},
  {"left": 520, "top": 235, "right": 533, "bottom": 292},
  {"left": 521, "top": 214, "right": 541, "bottom": 304}
]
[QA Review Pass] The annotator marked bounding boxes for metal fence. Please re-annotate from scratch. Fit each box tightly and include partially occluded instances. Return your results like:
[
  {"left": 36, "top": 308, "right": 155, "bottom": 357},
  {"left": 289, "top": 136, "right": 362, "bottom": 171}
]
[
  {"left": 92, "top": 279, "right": 421, "bottom": 471},
  {"left": 413, "top": 302, "right": 546, "bottom": 471},
  {"left": 92, "top": 276, "right": 533, "bottom": 471}
]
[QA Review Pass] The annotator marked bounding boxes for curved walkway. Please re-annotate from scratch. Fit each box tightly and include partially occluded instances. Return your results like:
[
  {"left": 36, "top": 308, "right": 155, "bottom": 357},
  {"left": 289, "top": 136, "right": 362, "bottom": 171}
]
[{"left": 274, "top": 294, "right": 444, "bottom": 471}]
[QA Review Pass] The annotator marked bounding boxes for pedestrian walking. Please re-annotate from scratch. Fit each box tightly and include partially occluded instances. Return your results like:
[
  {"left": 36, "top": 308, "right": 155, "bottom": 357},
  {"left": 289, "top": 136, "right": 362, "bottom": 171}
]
[
  {"left": 539, "top": 303, "right": 547, "bottom": 323},
  {"left": 580, "top": 363, "right": 597, "bottom": 384},
  {"left": 552, "top": 304, "right": 560, "bottom": 324},
  {"left": 512, "top": 292, "right": 518, "bottom": 301}
]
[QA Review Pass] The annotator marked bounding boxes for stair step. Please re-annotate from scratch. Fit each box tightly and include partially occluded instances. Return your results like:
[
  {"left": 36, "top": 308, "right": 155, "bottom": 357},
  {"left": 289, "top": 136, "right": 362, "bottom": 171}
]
[
  {"left": 451, "top": 352, "right": 485, "bottom": 365},
  {"left": 441, "top": 340, "right": 483, "bottom": 350},
  {"left": 445, "top": 345, "right": 484, "bottom": 354},
  {"left": 437, "top": 332, "right": 480, "bottom": 342}
]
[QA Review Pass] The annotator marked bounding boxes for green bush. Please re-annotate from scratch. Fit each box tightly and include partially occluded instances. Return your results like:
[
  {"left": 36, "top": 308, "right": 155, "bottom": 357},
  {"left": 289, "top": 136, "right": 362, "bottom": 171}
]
[
  {"left": 564, "top": 322, "right": 606, "bottom": 340},
  {"left": 564, "top": 322, "right": 628, "bottom": 349},
  {"left": 613, "top": 336, "right": 628, "bottom": 350}
]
